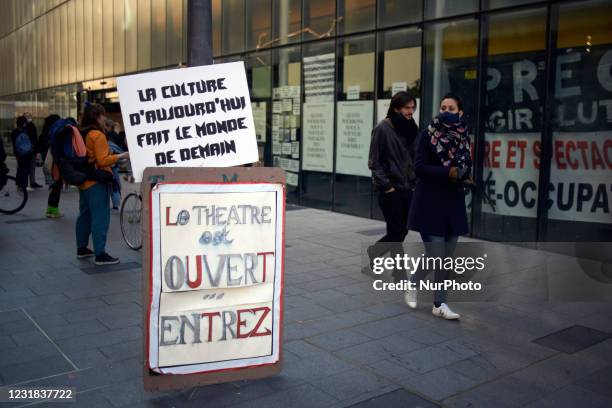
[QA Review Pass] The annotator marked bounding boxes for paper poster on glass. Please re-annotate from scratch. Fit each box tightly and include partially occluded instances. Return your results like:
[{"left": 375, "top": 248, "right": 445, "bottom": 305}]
[
  {"left": 335, "top": 101, "right": 374, "bottom": 177},
  {"left": 302, "top": 102, "right": 334, "bottom": 173},
  {"left": 252, "top": 102, "right": 267, "bottom": 142}
]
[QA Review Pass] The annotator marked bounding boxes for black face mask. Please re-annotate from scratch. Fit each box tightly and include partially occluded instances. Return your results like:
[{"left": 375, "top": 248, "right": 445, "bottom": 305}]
[{"left": 388, "top": 111, "right": 418, "bottom": 140}]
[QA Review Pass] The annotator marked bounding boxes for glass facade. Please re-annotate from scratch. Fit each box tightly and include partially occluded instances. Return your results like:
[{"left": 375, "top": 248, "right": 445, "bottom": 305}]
[
  {"left": 0, "top": 0, "right": 188, "bottom": 152},
  {"left": 1, "top": 0, "right": 610, "bottom": 241}
]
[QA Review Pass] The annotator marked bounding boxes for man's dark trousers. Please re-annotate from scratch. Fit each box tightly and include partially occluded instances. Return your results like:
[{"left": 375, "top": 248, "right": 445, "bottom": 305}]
[
  {"left": 368, "top": 189, "right": 412, "bottom": 281},
  {"left": 15, "top": 153, "right": 32, "bottom": 189}
]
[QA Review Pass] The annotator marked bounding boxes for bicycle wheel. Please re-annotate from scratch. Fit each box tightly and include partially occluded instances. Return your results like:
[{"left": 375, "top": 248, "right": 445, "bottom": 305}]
[
  {"left": 0, "top": 176, "right": 28, "bottom": 215},
  {"left": 120, "top": 192, "right": 143, "bottom": 250}
]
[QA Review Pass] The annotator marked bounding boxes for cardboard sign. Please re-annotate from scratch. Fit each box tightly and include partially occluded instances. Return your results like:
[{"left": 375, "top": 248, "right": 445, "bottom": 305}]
[
  {"left": 117, "top": 62, "right": 259, "bottom": 181},
  {"left": 142, "top": 167, "right": 285, "bottom": 389}
]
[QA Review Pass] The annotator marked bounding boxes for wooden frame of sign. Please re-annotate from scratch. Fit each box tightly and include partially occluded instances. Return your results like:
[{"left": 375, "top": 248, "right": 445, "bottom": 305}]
[{"left": 141, "top": 166, "right": 285, "bottom": 392}]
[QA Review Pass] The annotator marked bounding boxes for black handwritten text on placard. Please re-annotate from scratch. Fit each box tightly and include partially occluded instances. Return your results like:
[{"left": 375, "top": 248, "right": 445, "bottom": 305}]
[{"left": 126, "top": 76, "right": 249, "bottom": 166}]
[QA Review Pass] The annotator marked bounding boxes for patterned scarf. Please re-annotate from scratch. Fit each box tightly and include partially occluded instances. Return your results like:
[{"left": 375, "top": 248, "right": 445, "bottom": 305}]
[{"left": 427, "top": 115, "right": 472, "bottom": 171}]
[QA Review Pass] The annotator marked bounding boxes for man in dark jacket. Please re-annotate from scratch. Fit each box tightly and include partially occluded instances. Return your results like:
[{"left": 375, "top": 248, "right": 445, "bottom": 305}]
[
  {"left": 366, "top": 92, "right": 418, "bottom": 282},
  {"left": 11, "top": 115, "right": 34, "bottom": 190},
  {"left": 23, "top": 113, "right": 42, "bottom": 188}
]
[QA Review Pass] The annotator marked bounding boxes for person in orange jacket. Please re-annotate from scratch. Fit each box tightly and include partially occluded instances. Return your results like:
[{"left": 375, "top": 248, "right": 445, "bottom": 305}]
[{"left": 76, "top": 103, "right": 129, "bottom": 265}]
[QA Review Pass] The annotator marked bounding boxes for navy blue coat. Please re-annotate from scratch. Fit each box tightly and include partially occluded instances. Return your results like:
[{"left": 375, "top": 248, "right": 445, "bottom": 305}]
[{"left": 408, "top": 130, "right": 469, "bottom": 237}]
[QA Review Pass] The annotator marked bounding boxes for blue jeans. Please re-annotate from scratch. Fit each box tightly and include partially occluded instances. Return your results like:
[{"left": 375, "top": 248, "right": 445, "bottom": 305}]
[
  {"left": 410, "top": 233, "right": 459, "bottom": 304},
  {"left": 110, "top": 166, "right": 121, "bottom": 209},
  {"left": 76, "top": 183, "right": 110, "bottom": 255}
]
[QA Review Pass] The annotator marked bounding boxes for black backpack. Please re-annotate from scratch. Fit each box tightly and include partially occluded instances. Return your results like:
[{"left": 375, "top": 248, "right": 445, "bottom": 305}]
[{"left": 52, "top": 125, "right": 112, "bottom": 186}]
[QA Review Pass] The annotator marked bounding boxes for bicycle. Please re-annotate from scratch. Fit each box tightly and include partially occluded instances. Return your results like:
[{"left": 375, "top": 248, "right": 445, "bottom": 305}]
[
  {"left": 0, "top": 174, "right": 28, "bottom": 215},
  {"left": 120, "top": 190, "right": 143, "bottom": 251},
  {"left": 119, "top": 166, "right": 143, "bottom": 250}
]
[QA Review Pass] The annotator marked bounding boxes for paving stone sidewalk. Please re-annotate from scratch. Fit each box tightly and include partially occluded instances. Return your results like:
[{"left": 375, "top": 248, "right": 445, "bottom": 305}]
[{"left": 1, "top": 159, "right": 611, "bottom": 408}]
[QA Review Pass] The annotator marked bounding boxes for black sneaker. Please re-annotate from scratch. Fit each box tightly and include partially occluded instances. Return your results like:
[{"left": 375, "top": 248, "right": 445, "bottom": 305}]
[
  {"left": 77, "top": 247, "right": 95, "bottom": 259},
  {"left": 95, "top": 252, "right": 120, "bottom": 266},
  {"left": 30, "top": 183, "right": 43, "bottom": 188}
]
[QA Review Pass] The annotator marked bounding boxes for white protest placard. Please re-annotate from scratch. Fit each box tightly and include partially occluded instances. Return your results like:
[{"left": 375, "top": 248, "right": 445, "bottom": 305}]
[
  {"left": 336, "top": 101, "right": 373, "bottom": 177},
  {"left": 302, "top": 102, "right": 334, "bottom": 172},
  {"left": 116, "top": 62, "right": 259, "bottom": 181},
  {"left": 148, "top": 182, "right": 284, "bottom": 374}
]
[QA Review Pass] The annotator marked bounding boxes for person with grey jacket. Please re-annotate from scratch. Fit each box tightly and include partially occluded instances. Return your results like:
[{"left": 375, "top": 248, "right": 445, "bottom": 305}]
[{"left": 366, "top": 91, "right": 418, "bottom": 282}]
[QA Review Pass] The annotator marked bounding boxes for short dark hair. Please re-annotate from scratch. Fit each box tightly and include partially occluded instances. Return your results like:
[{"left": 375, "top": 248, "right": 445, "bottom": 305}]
[
  {"left": 80, "top": 103, "right": 106, "bottom": 130},
  {"left": 387, "top": 91, "right": 417, "bottom": 117},
  {"left": 440, "top": 93, "right": 464, "bottom": 111},
  {"left": 15, "top": 116, "right": 27, "bottom": 127}
]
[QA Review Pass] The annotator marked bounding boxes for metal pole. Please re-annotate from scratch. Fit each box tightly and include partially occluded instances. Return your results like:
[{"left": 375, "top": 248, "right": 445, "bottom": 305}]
[{"left": 187, "top": 0, "right": 213, "bottom": 66}]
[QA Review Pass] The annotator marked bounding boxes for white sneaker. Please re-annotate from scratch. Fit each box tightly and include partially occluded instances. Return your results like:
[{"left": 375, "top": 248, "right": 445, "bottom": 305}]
[
  {"left": 432, "top": 303, "right": 460, "bottom": 320},
  {"left": 404, "top": 289, "right": 417, "bottom": 309}
]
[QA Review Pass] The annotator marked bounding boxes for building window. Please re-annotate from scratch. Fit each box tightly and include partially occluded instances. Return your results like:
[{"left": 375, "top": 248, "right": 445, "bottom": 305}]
[
  {"left": 334, "top": 34, "right": 375, "bottom": 217},
  {"left": 247, "top": 51, "right": 272, "bottom": 164},
  {"left": 425, "top": 0, "right": 478, "bottom": 20},
  {"left": 422, "top": 19, "right": 478, "bottom": 129},
  {"left": 272, "top": 0, "right": 302, "bottom": 45},
  {"left": 303, "top": 0, "right": 336, "bottom": 41},
  {"left": 222, "top": 0, "right": 245, "bottom": 55},
  {"left": 301, "top": 40, "right": 335, "bottom": 209},
  {"left": 422, "top": 18, "right": 477, "bottom": 226},
  {"left": 377, "top": 0, "right": 422, "bottom": 28},
  {"left": 482, "top": 0, "right": 537, "bottom": 10},
  {"left": 212, "top": 0, "right": 222, "bottom": 56},
  {"left": 477, "top": 8, "right": 547, "bottom": 241},
  {"left": 378, "top": 27, "right": 422, "bottom": 113},
  {"left": 546, "top": 0, "right": 612, "bottom": 240},
  {"left": 272, "top": 45, "right": 302, "bottom": 202},
  {"left": 246, "top": 0, "right": 272, "bottom": 51},
  {"left": 339, "top": 0, "right": 375, "bottom": 35}
]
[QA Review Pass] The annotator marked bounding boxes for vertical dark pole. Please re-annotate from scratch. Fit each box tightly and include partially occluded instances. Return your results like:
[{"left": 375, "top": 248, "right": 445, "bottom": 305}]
[
  {"left": 470, "top": 14, "right": 489, "bottom": 239},
  {"left": 535, "top": 3, "right": 559, "bottom": 242},
  {"left": 188, "top": 0, "right": 213, "bottom": 66}
]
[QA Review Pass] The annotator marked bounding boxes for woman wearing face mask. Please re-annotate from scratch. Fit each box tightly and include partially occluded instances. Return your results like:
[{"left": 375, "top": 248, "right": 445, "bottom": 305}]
[
  {"left": 367, "top": 91, "right": 419, "bottom": 282},
  {"left": 405, "top": 93, "right": 472, "bottom": 320}
]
